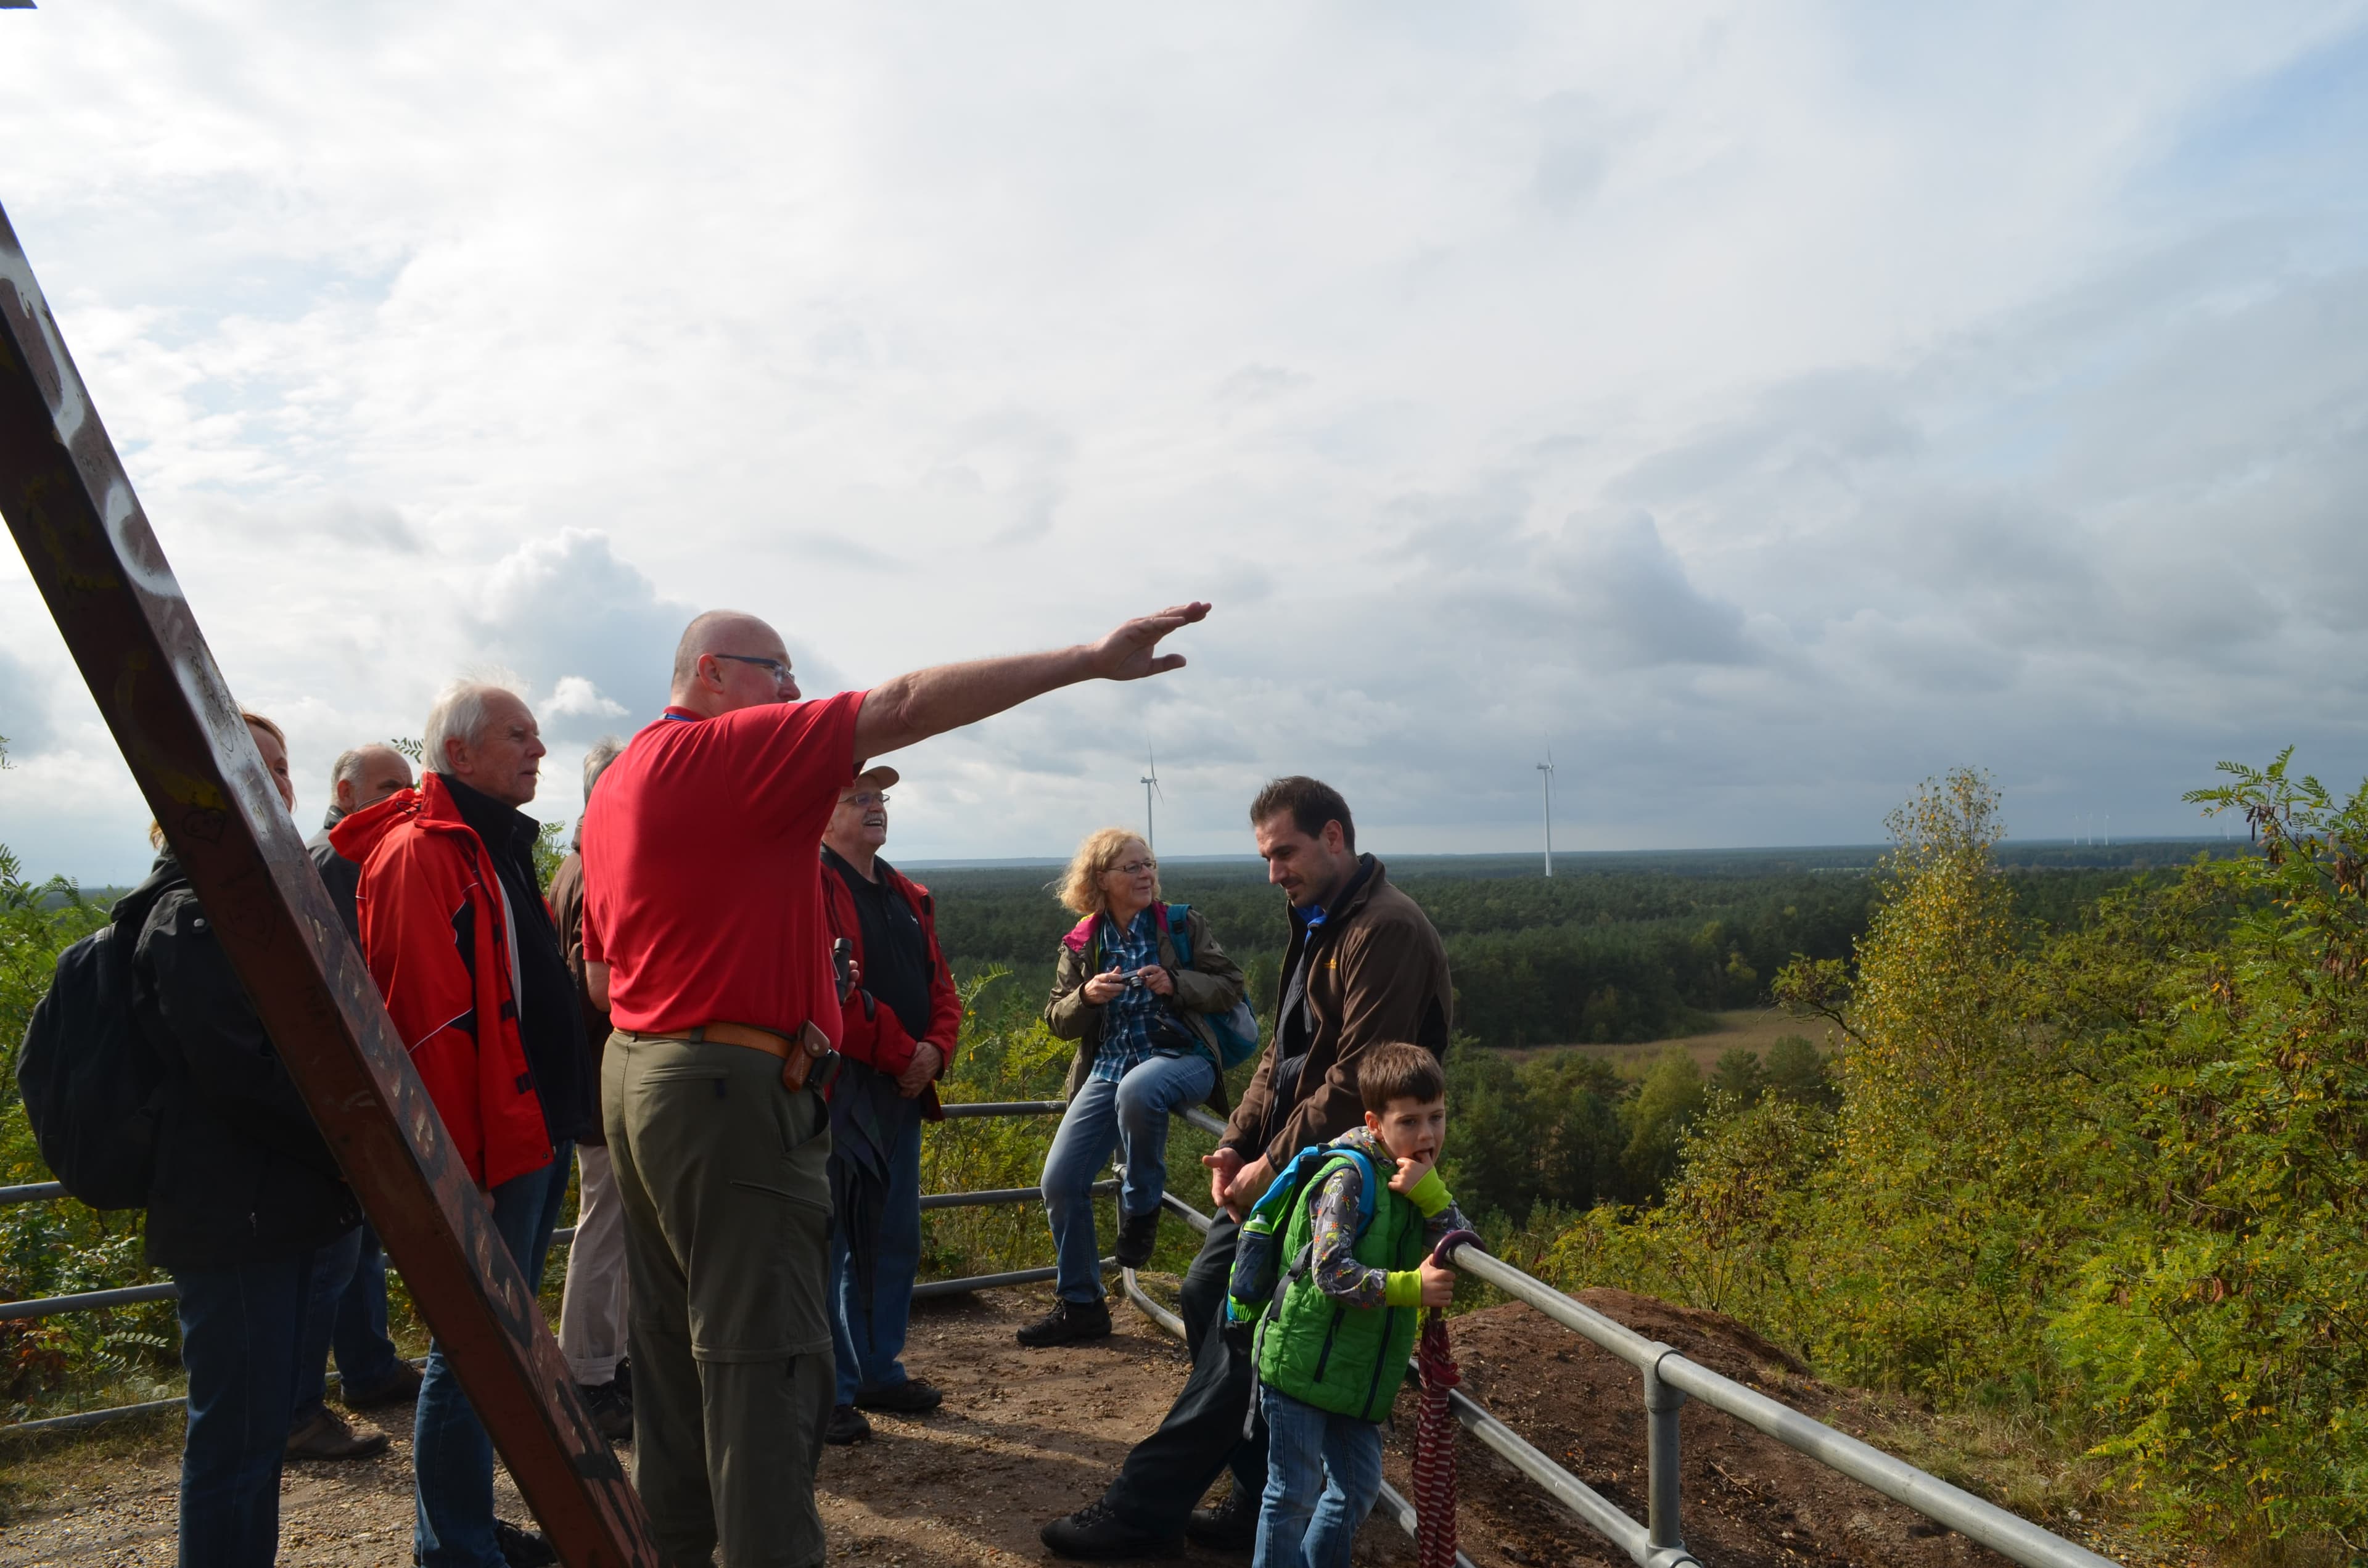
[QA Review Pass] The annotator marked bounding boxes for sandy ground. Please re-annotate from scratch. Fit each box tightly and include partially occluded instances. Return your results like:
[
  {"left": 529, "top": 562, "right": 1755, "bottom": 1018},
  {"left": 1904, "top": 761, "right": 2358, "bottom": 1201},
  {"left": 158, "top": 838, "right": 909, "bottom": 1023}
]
[{"left": 0, "top": 1283, "right": 2161, "bottom": 1568}]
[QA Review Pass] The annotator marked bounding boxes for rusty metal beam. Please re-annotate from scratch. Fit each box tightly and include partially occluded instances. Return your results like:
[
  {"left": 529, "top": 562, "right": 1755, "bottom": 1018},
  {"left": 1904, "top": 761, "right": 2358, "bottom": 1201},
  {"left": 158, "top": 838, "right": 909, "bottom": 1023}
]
[{"left": 0, "top": 202, "right": 657, "bottom": 1568}]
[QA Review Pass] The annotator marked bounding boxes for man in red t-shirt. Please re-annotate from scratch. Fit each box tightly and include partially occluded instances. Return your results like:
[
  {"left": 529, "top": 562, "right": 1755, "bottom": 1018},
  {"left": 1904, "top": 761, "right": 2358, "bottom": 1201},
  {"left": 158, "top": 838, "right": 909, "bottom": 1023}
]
[{"left": 582, "top": 601, "right": 1207, "bottom": 1568}]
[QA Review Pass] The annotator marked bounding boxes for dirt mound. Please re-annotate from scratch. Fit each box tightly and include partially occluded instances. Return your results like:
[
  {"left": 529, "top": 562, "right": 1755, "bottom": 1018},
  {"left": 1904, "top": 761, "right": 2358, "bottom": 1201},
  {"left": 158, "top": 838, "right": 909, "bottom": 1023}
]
[{"left": 1373, "top": 1296, "right": 2016, "bottom": 1568}]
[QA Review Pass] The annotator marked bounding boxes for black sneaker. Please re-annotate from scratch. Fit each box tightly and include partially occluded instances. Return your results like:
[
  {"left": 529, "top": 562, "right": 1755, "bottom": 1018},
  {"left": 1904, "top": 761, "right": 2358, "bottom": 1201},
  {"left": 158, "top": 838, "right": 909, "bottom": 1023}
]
[
  {"left": 1114, "top": 1209, "right": 1161, "bottom": 1270},
  {"left": 1040, "top": 1495, "right": 1178, "bottom": 1560},
  {"left": 578, "top": 1377, "right": 633, "bottom": 1443},
  {"left": 855, "top": 1378, "right": 944, "bottom": 1414},
  {"left": 824, "top": 1403, "right": 873, "bottom": 1445},
  {"left": 493, "top": 1520, "right": 557, "bottom": 1567},
  {"left": 1016, "top": 1298, "right": 1112, "bottom": 1348},
  {"left": 1185, "top": 1484, "right": 1258, "bottom": 1553}
]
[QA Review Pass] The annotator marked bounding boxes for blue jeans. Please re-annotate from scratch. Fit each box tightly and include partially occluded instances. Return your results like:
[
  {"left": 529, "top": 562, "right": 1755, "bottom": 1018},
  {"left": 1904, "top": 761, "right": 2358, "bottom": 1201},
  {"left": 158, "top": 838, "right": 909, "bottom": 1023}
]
[
  {"left": 1041, "top": 1053, "right": 1216, "bottom": 1302},
  {"left": 332, "top": 1223, "right": 404, "bottom": 1390},
  {"left": 292, "top": 1226, "right": 380, "bottom": 1425},
  {"left": 1252, "top": 1384, "right": 1383, "bottom": 1568},
  {"left": 171, "top": 1244, "right": 327, "bottom": 1568},
  {"left": 414, "top": 1144, "right": 572, "bottom": 1568},
  {"left": 827, "top": 1110, "right": 923, "bottom": 1405}
]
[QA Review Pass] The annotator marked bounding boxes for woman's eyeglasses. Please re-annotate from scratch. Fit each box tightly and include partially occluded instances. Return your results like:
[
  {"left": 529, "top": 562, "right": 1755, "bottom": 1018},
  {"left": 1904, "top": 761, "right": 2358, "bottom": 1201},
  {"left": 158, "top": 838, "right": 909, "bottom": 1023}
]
[{"left": 1113, "top": 858, "right": 1157, "bottom": 877}]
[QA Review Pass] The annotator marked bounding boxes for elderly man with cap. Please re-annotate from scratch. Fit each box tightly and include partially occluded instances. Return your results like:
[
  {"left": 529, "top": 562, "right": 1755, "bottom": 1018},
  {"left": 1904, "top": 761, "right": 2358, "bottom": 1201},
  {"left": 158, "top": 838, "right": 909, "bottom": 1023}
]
[
  {"left": 582, "top": 601, "right": 1207, "bottom": 1568},
  {"left": 815, "top": 763, "right": 961, "bottom": 1447}
]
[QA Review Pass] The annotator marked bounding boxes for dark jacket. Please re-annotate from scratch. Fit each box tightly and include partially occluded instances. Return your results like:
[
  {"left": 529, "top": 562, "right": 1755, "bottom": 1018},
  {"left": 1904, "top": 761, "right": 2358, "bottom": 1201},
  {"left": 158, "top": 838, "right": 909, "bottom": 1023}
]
[
  {"left": 1222, "top": 856, "right": 1452, "bottom": 1168},
  {"left": 818, "top": 852, "right": 961, "bottom": 1120},
  {"left": 130, "top": 856, "right": 361, "bottom": 1271},
  {"left": 1045, "top": 903, "right": 1246, "bottom": 1115},
  {"left": 305, "top": 807, "right": 363, "bottom": 947},
  {"left": 546, "top": 852, "right": 612, "bottom": 1147}
]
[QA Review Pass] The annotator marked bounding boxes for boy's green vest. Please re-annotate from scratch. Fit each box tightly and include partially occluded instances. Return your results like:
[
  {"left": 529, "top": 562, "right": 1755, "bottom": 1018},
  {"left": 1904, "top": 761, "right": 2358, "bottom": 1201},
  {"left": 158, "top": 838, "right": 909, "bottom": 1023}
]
[{"left": 1255, "top": 1152, "right": 1428, "bottom": 1421}]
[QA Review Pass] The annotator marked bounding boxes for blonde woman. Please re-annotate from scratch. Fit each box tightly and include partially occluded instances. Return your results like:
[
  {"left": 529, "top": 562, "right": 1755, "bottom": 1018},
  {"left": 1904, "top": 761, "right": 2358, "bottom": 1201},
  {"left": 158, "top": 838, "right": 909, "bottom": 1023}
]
[{"left": 1019, "top": 829, "right": 1246, "bottom": 1347}]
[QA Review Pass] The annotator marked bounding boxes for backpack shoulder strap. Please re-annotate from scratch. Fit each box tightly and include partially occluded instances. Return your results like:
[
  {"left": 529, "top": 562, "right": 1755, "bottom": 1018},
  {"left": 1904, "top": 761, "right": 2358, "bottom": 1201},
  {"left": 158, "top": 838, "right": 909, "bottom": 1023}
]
[{"left": 1162, "top": 903, "right": 1193, "bottom": 969}]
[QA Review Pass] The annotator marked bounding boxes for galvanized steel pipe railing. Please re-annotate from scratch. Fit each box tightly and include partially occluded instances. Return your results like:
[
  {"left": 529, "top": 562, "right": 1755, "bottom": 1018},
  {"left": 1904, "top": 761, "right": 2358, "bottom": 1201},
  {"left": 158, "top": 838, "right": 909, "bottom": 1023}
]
[
  {"left": 1436, "top": 1236, "right": 2121, "bottom": 1568},
  {"left": 0, "top": 1100, "right": 1113, "bottom": 1432}
]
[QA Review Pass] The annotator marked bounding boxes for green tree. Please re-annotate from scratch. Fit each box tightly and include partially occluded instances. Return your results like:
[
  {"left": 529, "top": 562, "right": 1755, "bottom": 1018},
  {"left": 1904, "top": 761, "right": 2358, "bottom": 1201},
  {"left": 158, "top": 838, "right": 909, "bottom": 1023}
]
[
  {"left": 1761, "top": 1033, "right": 1835, "bottom": 1109},
  {"left": 1708, "top": 1047, "right": 1764, "bottom": 1106},
  {"left": 1619, "top": 1050, "right": 1704, "bottom": 1193},
  {"left": 2041, "top": 752, "right": 2368, "bottom": 1540}
]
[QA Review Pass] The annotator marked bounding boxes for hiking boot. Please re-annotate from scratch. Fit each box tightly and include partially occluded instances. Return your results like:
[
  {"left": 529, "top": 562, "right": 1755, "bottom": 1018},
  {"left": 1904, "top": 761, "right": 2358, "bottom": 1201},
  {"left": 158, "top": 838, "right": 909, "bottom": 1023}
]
[
  {"left": 1040, "top": 1495, "right": 1178, "bottom": 1560},
  {"left": 824, "top": 1403, "right": 873, "bottom": 1445},
  {"left": 855, "top": 1377, "right": 944, "bottom": 1414},
  {"left": 578, "top": 1377, "right": 633, "bottom": 1443},
  {"left": 1114, "top": 1208, "right": 1161, "bottom": 1270},
  {"left": 286, "top": 1405, "right": 390, "bottom": 1461},
  {"left": 493, "top": 1519, "right": 557, "bottom": 1567},
  {"left": 1016, "top": 1298, "right": 1112, "bottom": 1348},
  {"left": 339, "top": 1360, "right": 422, "bottom": 1411},
  {"left": 1185, "top": 1484, "right": 1258, "bottom": 1552}
]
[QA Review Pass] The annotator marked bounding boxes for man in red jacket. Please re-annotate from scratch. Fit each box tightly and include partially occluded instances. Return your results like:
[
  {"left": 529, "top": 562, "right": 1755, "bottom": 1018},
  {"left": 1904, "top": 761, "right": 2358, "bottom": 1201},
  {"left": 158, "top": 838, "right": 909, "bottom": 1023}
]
[
  {"left": 335, "top": 681, "right": 594, "bottom": 1568},
  {"left": 816, "top": 765, "right": 961, "bottom": 1447}
]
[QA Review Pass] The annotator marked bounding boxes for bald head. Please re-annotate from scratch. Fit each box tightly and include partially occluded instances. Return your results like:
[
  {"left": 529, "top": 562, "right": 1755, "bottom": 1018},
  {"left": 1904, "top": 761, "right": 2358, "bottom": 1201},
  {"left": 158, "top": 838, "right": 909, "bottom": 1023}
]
[
  {"left": 331, "top": 744, "right": 416, "bottom": 815},
  {"left": 670, "top": 610, "right": 800, "bottom": 715}
]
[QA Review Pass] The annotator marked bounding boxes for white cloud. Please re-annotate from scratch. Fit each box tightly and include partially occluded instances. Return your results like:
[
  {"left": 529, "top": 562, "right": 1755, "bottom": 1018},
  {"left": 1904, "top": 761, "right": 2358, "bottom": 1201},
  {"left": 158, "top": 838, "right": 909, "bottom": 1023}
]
[
  {"left": 2, "top": 2, "right": 2366, "bottom": 880},
  {"left": 543, "top": 677, "right": 627, "bottom": 722}
]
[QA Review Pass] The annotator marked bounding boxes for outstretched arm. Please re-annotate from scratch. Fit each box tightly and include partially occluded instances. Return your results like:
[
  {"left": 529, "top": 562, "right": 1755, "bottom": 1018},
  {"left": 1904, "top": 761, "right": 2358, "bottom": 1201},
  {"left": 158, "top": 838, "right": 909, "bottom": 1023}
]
[{"left": 851, "top": 602, "right": 1210, "bottom": 760}]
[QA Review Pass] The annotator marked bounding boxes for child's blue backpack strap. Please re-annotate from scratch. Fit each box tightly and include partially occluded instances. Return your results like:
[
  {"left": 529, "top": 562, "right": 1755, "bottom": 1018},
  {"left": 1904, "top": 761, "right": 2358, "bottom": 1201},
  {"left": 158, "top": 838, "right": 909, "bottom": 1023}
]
[{"left": 1225, "top": 1143, "right": 1381, "bottom": 1324}]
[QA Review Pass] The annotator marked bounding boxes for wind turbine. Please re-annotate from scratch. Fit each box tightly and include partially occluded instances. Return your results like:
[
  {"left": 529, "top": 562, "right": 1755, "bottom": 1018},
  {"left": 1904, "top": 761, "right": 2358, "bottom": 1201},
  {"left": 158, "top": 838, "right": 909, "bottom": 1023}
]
[
  {"left": 1141, "top": 747, "right": 1164, "bottom": 861},
  {"left": 1536, "top": 750, "right": 1556, "bottom": 879}
]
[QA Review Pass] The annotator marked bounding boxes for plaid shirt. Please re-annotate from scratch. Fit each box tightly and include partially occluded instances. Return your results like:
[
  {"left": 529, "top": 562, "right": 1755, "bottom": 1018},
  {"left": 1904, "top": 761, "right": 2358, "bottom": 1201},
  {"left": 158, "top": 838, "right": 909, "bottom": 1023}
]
[{"left": 1090, "top": 906, "right": 1171, "bottom": 1084}]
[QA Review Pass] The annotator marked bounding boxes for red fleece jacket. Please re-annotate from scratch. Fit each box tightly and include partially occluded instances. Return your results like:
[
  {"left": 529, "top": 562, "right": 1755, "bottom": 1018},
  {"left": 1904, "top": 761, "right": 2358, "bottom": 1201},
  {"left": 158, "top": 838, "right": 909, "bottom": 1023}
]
[
  {"left": 818, "top": 856, "right": 960, "bottom": 1120},
  {"left": 332, "top": 774, "right": 552, "bottom": 1190}
]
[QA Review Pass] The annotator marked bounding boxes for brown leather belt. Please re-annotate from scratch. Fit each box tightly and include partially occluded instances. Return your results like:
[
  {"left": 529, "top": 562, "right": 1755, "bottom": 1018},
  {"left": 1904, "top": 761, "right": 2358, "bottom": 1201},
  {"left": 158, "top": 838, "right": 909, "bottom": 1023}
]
[{"left": 623, "top": 1020, "right": 834, "bottom": 1093}]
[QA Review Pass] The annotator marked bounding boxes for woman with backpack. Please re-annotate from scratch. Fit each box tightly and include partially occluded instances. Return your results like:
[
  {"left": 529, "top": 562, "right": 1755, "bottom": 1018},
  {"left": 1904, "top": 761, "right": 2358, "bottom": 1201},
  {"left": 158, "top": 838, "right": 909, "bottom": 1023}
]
[{"left": 1022, "top": 829, "right": 1248, "bottom": 1348}]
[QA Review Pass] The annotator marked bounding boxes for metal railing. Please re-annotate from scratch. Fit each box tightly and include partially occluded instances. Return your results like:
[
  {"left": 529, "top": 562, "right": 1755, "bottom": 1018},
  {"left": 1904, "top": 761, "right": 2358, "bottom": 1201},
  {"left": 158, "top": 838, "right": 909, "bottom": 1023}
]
[
  {"left": 0, "top": 1101, "right": 2126, "bottom": 1568},
  {"left": 1130, "top": 1107, "right": 2118, "bottom": 1568},
  {"left": 0, "top": 1101, "right": 1115, "bottom": 1434}
]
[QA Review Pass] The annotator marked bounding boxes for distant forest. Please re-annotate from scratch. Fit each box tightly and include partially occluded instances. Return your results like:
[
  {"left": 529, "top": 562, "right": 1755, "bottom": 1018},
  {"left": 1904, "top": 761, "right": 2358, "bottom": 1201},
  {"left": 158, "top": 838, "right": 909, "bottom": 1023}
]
[{"left": 910, "top": 842, "right": 2238, "bottom": 1049}]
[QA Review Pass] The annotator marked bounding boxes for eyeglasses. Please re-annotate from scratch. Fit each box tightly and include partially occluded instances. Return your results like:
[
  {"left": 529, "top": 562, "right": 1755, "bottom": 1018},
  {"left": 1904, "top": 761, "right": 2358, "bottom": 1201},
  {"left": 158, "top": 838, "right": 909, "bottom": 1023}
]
[
  {"left": 1112, "top": 858, "right": 1157, "bottom": 876},
  {"left": 841, "top": 791, "right": 890, "bottom": 810},
  {"left": 715, "top": 653, "right": 794, "bottom": 684}
]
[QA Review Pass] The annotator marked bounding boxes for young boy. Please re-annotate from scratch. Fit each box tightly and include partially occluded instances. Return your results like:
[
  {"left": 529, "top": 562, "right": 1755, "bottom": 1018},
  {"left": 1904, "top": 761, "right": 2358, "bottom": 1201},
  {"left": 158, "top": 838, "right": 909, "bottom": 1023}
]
[{"left": 1251, "top": 1041, "right": 1467, "bottom": 1568}]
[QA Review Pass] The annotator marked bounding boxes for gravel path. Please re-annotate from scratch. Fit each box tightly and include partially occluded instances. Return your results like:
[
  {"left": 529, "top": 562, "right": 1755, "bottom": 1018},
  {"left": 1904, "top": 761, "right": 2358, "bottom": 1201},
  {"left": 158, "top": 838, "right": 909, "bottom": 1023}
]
[{"left": 0, "top": 1286, "right": 1407, "bottom": 1567}]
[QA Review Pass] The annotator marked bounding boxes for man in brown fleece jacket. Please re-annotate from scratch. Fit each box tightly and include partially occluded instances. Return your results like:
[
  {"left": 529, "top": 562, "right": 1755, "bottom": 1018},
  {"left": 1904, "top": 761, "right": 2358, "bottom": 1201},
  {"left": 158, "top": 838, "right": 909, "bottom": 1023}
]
[{"left": 1042, "top": 776, "right": 1452, "bottom": 1559}]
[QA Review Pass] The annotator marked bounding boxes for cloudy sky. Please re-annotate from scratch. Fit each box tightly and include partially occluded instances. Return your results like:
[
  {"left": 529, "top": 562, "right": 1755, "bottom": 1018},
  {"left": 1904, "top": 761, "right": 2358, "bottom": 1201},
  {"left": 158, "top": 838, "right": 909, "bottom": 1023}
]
[{"left": 2, "top": 2, "right": 2364, "bottom": 882}]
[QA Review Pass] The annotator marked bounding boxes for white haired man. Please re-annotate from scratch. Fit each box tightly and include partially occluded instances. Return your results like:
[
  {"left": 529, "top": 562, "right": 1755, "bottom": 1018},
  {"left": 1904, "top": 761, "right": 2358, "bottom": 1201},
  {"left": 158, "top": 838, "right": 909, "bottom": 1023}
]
[
  {"left": 548, "top": 737, "right": 633, "bottom": 1440},
  {"left": 289, "top": 742, "right": 421, "bottom": 1462},
  {"left": 332, "top": 682, "right": 598, "bottom": 1568},
  {"left": 582, "top": 601, "right": 1207, "bottom": 1568}
]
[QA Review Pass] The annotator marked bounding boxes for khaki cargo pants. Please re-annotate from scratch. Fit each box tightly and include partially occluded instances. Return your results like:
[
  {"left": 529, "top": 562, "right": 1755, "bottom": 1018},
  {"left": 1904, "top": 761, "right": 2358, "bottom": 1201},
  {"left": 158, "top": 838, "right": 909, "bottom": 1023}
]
[{"left": 604, "top": 1030, "right": 834, "bottom": 1568}]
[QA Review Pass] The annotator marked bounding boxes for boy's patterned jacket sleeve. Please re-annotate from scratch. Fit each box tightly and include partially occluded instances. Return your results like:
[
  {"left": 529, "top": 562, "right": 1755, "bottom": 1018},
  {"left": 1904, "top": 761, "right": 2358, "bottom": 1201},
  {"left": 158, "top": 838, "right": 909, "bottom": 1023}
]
[{"left": 1305, "top": 1162, "right": 1468, "bottom": 1311}]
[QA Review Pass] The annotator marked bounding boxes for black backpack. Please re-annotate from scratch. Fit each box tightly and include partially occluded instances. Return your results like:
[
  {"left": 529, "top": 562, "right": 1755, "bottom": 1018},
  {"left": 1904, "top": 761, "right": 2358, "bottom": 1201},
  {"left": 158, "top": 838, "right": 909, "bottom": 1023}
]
[{"left": 17, "top": 882, "right": 171, "bottom": 1210}]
